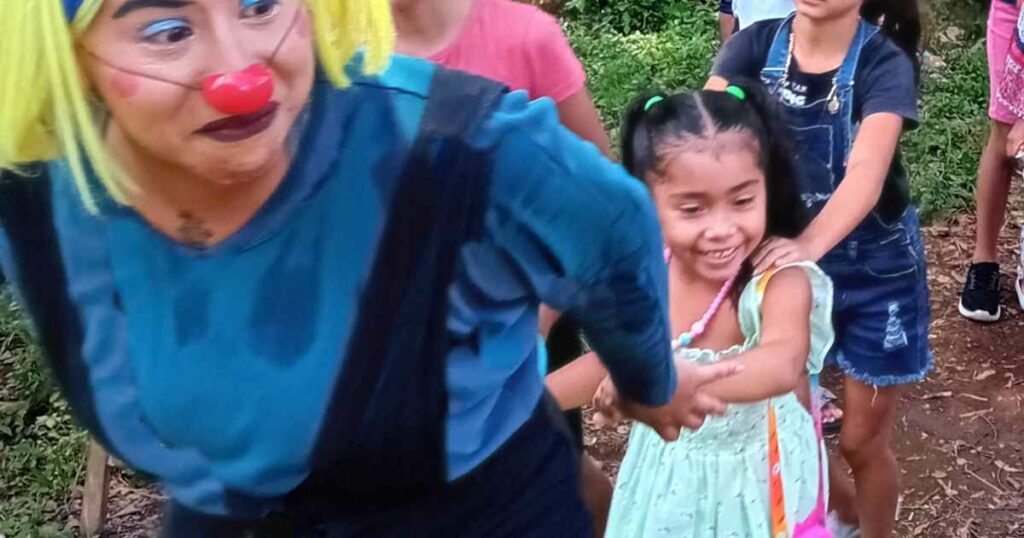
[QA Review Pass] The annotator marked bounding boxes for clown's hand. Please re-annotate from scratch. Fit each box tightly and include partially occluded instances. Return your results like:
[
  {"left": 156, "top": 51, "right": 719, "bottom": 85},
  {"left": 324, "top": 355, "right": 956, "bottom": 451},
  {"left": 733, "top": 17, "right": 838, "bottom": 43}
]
[{"left": 592, "top": 359, "right": 741, "bottom": 441}]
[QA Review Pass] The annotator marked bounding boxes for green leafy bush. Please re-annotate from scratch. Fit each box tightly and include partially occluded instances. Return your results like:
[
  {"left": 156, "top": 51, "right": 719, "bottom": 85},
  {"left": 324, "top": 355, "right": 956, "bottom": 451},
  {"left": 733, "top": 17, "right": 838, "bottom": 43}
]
[
  {"left": 563, "top": 0, "right": 714, "bottom": 34},
  {"left": 0, "top": 297, "right": 84, "bottom": 537},
  {"left": 906, "top": 38, "right": 989, "bottom": 220},
  {"left": 569, "top": 3, "right": 719, "bottom": 143}
]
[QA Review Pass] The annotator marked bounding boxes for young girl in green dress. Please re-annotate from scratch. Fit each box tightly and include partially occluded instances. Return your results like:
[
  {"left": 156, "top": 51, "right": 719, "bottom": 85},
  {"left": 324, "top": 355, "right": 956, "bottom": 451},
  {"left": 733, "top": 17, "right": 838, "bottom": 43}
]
[{"left": 550, "top": 83, "right": 834, "bottom": 537}]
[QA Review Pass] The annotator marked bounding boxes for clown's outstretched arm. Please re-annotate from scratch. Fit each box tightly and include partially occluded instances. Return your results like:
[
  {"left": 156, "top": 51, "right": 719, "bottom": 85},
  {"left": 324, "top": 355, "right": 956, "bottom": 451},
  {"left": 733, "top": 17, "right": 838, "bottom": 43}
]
[{"left": 474, "top": 92, "right": 675, "bottom": 407}]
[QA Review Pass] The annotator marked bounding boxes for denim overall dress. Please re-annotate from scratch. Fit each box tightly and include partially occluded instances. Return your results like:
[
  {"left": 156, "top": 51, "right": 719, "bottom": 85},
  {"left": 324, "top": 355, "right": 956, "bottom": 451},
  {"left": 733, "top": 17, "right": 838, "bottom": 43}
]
[{"left": 760, "top": 16, "right": 932, "bottom": 386}]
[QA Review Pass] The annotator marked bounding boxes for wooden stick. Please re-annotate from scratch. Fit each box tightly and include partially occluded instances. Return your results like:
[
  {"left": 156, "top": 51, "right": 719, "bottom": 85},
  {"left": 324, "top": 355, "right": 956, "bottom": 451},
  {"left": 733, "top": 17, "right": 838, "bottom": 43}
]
[{"left": 81, "top": 440, "right": 111, "bottom": 537}]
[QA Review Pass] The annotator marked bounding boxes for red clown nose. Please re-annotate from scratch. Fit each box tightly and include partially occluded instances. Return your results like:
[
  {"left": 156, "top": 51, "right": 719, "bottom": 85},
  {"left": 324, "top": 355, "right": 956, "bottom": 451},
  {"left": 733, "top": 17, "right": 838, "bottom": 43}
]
[{"left": 201, "top": 64, "right": 274, "bottom": 116}]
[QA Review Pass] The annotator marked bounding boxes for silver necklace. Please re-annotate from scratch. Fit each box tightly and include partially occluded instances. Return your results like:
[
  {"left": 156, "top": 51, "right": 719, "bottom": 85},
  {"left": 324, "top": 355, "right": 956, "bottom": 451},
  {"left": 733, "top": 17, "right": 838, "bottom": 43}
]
[{"left": 783, "top": 32, "right": 841, "bottom": 115}]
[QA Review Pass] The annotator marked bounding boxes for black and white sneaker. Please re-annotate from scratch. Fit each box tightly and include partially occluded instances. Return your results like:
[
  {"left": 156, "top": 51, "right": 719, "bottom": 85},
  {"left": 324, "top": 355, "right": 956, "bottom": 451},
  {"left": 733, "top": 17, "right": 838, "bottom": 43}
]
[{"left": 959, "top": 262, "right": 1001, "bottom": 322}]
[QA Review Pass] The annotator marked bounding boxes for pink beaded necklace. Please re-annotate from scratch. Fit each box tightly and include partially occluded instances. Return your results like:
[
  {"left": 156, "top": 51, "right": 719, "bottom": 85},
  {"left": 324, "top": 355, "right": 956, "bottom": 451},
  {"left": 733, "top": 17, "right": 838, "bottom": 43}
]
[{"left": 671, "top": 260, "right": 738, "bottom": 349}]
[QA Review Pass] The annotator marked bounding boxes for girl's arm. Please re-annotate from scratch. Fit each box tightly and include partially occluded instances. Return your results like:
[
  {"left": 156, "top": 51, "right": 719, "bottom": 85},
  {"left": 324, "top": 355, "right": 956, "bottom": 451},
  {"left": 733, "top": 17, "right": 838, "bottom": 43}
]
[
  {"left": 525, "top": 7, "right": 612, "bottom": 160},
  {"left": 705, "top": 76, "right": 729, "bottom": 91},
  {"left": 556, "top": 90, "right": 613, "bottom": 157},
  {"left": 546, "top": 351, "right": 608, "bottom": 410},
  {"left": 752, "top": 112, "right": 903, "bottom": 270},
  {"left": 700, "top": 267, "right": 812, "bottom": 403},
  {"left": 795, "top": 113, "right": 903, "bottom": 261},
  {"left": 549, "top": 268, "right": 814, "bottom": 409},
  {"left": 713, "top": 43, "right": 916, "bottom": 269},
  {"left": 717, "top": 0, "right": 736, "bottom": 44}
]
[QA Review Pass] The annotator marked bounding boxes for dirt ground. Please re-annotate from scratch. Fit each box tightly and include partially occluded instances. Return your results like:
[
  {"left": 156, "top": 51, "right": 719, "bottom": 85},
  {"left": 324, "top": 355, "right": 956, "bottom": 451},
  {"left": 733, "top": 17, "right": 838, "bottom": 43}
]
[{"left": 82, "top": 205, "right": 1024, "bottom": 537}]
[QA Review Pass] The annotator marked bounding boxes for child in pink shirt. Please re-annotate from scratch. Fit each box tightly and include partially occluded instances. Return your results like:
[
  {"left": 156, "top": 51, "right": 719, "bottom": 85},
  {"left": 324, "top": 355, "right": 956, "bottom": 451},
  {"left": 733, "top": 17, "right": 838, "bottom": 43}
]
[
  {"left": 393, "top": 0, "right": 611, "bottom": 156},
  {"left": 392, "top": 0, "right": 613, "bottom": 535}
]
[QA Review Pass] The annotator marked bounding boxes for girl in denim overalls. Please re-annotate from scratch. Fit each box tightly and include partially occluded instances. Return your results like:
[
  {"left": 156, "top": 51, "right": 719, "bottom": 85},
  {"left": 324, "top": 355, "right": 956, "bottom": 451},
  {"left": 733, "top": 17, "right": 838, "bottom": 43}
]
[{"left": 710, "top": 1, "right": 930, "bottom": 536}]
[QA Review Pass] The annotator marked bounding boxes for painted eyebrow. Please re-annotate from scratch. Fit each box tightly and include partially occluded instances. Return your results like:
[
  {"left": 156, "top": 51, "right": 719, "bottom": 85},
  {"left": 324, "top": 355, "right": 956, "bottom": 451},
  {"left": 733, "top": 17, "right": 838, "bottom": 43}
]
[{"left": 113, "top": 0, "right": 194, "bottom": 19}]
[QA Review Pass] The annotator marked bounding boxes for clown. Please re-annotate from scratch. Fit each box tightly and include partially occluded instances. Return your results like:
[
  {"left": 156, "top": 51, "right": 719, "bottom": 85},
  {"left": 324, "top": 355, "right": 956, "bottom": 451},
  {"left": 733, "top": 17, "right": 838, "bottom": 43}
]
[{"left": 0, "top": 0, "right": 737, "bottom": 535}]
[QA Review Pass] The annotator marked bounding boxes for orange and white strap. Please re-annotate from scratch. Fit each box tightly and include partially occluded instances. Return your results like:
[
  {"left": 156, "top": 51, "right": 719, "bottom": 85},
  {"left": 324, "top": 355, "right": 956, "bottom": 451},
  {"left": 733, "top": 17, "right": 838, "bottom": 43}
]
[
  {"left": 768, "top": 402, "right": 789, "bottom": 538},
  {"left": 760, "top": 269, "right": 789, "bottom": 536}
]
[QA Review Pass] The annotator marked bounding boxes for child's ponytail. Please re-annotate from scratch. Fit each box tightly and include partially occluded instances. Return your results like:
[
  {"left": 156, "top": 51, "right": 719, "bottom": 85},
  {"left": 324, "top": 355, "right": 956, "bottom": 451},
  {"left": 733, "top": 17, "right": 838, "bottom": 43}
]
[
  {"left": 620, "top": 92, "right": 660, "bottom": 180},
  {"left": 861, "top": 0, "right": 921, "bottom": 82},
  {"left": 721, "top": 81, "right": 807, "bottom": 240}
]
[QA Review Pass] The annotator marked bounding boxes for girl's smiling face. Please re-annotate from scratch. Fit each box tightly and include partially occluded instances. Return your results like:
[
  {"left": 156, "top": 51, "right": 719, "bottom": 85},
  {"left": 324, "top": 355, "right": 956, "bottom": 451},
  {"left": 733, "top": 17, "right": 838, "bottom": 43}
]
[{"left": 648, "top": 135, "right": 768, "bottom": 283}]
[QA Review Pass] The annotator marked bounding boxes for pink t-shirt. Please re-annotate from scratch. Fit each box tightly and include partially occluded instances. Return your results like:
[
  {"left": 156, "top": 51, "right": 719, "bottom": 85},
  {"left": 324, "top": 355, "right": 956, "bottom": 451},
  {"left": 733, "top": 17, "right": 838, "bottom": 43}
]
[{"left": 430, "top": 0, "right": 587, "bottom": 103}]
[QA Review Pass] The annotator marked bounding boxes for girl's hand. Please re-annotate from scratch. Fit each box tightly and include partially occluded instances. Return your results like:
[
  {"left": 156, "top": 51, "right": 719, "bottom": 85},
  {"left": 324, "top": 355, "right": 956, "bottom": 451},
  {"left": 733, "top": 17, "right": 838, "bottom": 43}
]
[
  {"left": 1006, "top": 120, "right": 1024, "bottom": 159},
  {"left": 752, "top": 237, "right": 811, "bottom": 274},
  {"left": 592, "top": 359, "right": 742, "bottom": 441},
  {"left": 592, "top": 376, "right": 623, "bottom": 427}
]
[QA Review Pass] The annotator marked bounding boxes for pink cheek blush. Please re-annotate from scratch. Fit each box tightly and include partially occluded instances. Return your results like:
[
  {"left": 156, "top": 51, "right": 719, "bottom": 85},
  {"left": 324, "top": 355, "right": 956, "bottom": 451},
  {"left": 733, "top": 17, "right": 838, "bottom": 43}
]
[
  {"left": 295, "top": 9, "right": 310, "bottom": 39},
  {"left": 110, "top": 72, "right": 141, "bottom": 100}
]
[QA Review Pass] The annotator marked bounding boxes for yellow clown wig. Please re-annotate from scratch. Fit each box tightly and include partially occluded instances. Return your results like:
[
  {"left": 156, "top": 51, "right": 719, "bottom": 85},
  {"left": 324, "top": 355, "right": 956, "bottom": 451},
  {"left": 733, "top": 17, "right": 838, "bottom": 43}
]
[{"left": 0, "top": 0, "right": 394, "bottom": 212}]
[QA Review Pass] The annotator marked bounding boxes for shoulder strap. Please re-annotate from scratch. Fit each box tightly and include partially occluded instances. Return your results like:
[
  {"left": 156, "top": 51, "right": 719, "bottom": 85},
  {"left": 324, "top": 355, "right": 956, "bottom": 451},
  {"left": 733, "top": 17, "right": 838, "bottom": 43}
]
[
  {"left": 768, "top": 402, "right": 789, "bottom": 537},
  {"left": 296, "top": 66, "right": 509, "bottom": 507},
  {"left": 0, "top": 168, "right": 107, "bottom": 442},
  {"left": 419, "top": 66, "right": 510, "bottom": 139},
  {"left": 761, "top": 16, "right": 796, "bottom": 77}
]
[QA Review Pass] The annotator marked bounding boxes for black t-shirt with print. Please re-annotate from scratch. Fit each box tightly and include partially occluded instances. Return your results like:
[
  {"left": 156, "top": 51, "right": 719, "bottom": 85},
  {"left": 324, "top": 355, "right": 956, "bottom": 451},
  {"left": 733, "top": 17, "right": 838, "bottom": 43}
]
[
  {"left": 713, "top": 19, "right": 919, "bottom": 223},
  {"left": 776, "top": 60, "right": 838, "bottom": 109}
]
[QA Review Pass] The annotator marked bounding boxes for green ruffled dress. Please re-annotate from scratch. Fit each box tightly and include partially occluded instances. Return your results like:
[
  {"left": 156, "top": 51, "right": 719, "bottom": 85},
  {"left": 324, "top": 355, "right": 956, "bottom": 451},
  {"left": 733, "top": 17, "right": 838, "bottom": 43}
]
[{"left": 606, "top": 262, "right": 835, "bottom": 537}]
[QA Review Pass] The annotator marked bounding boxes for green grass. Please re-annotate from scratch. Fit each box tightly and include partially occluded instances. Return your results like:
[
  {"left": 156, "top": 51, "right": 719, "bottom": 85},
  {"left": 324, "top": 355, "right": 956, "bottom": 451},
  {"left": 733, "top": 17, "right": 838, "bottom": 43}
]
[
  {"left": 907, "top": 0, "right": 989, "bottom": 220},
  {"left": 906, "top": 38, "right": 989, "bottom": 219},
  {"left": 568, "top": 2, "right": 719, "bottom": 139},
  {"left": 0, "top": 296, "right": 84, "bottom": 538}
]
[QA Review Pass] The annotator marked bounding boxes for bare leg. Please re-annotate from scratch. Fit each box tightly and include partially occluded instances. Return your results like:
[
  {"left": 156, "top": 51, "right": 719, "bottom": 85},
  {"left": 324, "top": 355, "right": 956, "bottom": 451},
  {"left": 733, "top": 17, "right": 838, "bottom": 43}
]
[
  {"left": 973, "top": 121, "right": 1014, "bottom": 263},
  {"left": 839, "top": 378, "right": 903, "bottom": 538},
  {"left": 579, "top": 454, "right": 612, "bottom": 538}
]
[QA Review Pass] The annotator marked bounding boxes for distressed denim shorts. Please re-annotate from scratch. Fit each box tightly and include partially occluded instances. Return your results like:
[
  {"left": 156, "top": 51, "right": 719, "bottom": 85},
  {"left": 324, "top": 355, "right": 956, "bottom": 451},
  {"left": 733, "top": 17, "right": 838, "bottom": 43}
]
[{"left": 818, "top": 209, "right": 933, "bottom": 387}]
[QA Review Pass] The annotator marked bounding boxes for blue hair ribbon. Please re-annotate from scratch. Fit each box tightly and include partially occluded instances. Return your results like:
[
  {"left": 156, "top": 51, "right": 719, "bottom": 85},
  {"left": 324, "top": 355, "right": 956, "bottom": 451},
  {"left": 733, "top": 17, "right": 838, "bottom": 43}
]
[{"left": 64, "top": 0, "right": 85, "bottom": 21}]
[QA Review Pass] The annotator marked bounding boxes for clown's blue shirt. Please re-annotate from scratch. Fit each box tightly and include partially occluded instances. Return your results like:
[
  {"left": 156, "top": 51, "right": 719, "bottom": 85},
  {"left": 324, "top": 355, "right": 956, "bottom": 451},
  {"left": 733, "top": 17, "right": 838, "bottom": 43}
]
[{"left": 0, "top": 56, "right": 674, "bottom": 515}]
